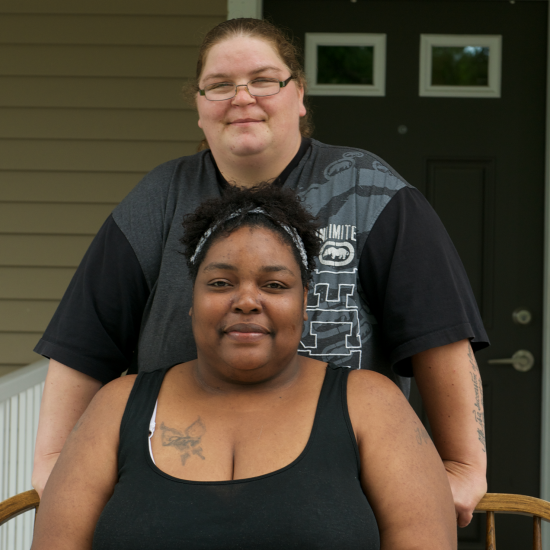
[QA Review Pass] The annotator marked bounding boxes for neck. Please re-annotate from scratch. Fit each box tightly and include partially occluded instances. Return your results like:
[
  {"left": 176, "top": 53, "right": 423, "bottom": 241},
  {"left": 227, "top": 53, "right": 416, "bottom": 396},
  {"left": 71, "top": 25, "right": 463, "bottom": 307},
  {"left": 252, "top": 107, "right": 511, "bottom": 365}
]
[
  {"left": 211, "top": 134, "right": 302, "bottom": 189},
  {"left": 190, "top": 353, "right": 303, "bottom": 396}
]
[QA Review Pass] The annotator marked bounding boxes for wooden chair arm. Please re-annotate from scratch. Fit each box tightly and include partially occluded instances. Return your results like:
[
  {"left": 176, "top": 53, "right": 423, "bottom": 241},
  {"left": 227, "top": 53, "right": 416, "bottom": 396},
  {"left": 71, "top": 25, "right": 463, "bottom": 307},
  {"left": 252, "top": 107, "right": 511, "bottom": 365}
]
[
  {"left": 0, "top": 489, "right": 40, "bottom": 527},
  {"left": 475, "top": 493, "right": 550, "bottom": 522}
]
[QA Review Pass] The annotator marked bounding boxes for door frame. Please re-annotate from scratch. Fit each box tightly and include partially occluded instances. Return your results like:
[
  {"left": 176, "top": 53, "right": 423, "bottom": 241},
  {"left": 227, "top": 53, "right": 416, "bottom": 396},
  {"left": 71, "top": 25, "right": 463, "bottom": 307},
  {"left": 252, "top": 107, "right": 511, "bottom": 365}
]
[
  {"left": 227, "top": 0, "right": 262, "bottom": 19},
  {"left": 541, "top": 3, "right": 550, "bottom": 547},
  {"left": 226, "top": 0, "right": 550, "bottom": 526}
]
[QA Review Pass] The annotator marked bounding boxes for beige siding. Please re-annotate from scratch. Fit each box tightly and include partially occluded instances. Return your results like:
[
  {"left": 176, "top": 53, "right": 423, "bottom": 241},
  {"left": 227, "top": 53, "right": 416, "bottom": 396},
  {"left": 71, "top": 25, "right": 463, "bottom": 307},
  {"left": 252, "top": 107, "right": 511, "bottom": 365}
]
[
  {"left": 0, "top": 2, "right": 226, "bottom": 374},
  {"left": 0, "top": 1, "right": 227, "bottom": 15},
  {"left": 0, "top": 108, "right": 203, "bottom": 140},
  {"left": 0, "top": 77, "right": 188, "bottom": 109}
]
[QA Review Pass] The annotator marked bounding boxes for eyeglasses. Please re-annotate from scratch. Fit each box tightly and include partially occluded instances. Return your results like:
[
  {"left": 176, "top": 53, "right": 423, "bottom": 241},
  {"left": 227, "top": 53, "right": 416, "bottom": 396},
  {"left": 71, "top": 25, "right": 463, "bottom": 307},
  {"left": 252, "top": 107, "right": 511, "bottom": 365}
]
[{"left": 199, "top": 75, "right": 293, "bottom": 101}]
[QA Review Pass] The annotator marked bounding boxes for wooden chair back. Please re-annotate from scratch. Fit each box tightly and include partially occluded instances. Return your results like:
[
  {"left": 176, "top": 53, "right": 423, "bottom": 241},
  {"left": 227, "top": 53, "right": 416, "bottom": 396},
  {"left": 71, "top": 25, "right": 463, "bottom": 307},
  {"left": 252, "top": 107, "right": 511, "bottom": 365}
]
[
  {"left": 0, "top": 489, "right": 40, "bottom": 527},
  {"left": 475, "top": 493, "right": 550, "bottom": 550}
]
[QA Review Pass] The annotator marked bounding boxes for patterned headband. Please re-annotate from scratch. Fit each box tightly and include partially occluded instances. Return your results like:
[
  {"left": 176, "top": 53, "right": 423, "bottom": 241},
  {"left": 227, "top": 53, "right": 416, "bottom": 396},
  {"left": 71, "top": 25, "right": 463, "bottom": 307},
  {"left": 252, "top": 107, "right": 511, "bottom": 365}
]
[{"left": 190, "top": 207, "right": 308, "bottom": 268}]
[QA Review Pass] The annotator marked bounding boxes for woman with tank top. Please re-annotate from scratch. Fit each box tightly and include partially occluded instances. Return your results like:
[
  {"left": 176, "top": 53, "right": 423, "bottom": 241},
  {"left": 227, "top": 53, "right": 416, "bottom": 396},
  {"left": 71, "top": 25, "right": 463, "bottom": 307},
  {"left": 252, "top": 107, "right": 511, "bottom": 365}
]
[{"left": 31, "top": 186, "right": 456, "bottom": 550}]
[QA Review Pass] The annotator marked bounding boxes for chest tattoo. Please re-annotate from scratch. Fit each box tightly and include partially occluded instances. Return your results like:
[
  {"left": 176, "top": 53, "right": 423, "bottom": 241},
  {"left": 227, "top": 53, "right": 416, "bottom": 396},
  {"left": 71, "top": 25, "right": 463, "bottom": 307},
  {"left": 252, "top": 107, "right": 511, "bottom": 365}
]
[{"left": 160, "top": 417, "right": 207, "bottom": 465}]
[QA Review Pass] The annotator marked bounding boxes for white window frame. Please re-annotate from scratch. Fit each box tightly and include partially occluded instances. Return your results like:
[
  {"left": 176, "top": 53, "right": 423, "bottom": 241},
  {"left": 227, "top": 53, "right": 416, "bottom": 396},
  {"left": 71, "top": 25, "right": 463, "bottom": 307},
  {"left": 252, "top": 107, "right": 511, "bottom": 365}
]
[
  {"left": 305, "top": 33, "right": 386, "bottom": 96},
  {"left": 227, "top": 0, "right": 262, "bottom": 19},
  {"left": 419, "top": 34, "right": 502, "bottom": 98}
]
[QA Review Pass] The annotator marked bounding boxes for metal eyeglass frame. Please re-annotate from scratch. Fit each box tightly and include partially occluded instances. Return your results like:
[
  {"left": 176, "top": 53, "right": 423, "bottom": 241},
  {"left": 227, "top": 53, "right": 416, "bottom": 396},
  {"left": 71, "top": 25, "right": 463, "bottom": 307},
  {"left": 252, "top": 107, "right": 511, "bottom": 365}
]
[{"left": 199, "top": 75, "right": 293, "bottom": 101}]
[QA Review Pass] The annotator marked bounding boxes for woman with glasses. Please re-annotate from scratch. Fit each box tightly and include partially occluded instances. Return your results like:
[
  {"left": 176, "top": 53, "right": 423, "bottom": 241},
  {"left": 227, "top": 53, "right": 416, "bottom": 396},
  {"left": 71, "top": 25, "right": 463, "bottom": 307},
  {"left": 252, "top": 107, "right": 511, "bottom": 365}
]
[
  {"left": 33, "top": 18, "right": 489, "bottom": 527},
  {"left": 31, "top": 186, "right": 457, "bottom": 550}
]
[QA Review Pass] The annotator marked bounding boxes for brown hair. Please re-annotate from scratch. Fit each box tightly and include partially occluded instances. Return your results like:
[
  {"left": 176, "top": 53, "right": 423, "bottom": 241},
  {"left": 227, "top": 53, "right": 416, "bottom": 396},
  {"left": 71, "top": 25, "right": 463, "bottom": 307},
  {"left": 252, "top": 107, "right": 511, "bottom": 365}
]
[{"left": 184, "top": 18, "right": 313, "bottom": 151}]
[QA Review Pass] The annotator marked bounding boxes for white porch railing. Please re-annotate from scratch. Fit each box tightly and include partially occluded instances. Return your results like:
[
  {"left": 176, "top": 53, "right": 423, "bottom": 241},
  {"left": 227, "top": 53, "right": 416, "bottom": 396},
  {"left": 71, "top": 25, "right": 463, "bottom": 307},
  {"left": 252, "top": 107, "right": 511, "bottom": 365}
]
[{"left": 0, "top": 359, "right": 48, "bottom": 550}]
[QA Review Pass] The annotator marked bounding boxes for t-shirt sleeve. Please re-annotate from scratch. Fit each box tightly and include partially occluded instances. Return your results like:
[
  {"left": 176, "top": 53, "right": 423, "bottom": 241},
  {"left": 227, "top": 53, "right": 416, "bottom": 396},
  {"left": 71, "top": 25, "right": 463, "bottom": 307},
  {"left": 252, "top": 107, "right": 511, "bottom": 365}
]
[
  {"left": 33, "top": 215, "right": 150, "bottom": 384},
  {"left": 359, "top": 186, "right": 489, "bottom": 377}
]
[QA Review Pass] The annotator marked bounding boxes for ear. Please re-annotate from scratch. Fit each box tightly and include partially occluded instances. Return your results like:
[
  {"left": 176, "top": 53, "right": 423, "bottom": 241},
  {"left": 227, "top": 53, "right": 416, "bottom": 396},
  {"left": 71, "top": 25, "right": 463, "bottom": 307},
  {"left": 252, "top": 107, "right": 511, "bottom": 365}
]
[
  {"left": 296, "top": 84, "right": 306, "bottom": 118},
  {"left": 198, "top": 118, "right": 203, "bottom": 129},
  {"left": 189, "top": 306, "right": 193, "bottom": 317},
  {"left": 302, "top": 286, "right": 308, "bottom": 321}
]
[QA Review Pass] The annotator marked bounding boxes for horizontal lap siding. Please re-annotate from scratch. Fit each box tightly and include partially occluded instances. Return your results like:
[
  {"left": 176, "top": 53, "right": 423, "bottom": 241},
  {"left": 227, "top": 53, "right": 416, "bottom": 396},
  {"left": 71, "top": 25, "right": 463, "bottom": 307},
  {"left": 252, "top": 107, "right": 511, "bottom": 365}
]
[
  {"left": 0, "top": 45, "right": 199, "bottom": 77},
  {"left": 0, "top": 235, "right": 94, "bottom": 266},
  {"left": 0, "top": 1, "right": 227, "bottom": 15},
  {"left": 0, "top": 77, "right": 188, "bottom": 109},
  {"left": 0, "top": 108, "right": 204, "bottom": 141},
  {"left": 0, "top": 267, "right": 75, "bottom": 299},
  {"left": 0, "top": 15, "right": 226, "bottom": 45},
  {"left": 0, "top": 4, "right": 226, "bottom": 373},
  {"left": 0, "top": 140, "right": 198, "bottom": 171},
  {"left": 0, "top": 172, "right": 143, "bottom": 203}
]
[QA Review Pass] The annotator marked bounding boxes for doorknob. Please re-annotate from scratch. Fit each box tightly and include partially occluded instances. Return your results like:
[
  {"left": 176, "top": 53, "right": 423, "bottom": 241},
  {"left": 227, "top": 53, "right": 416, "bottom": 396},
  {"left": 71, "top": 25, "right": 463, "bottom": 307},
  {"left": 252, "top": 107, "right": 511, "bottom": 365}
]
[{"left": 488, "top": 350, "right": 534, "bottom": 372}]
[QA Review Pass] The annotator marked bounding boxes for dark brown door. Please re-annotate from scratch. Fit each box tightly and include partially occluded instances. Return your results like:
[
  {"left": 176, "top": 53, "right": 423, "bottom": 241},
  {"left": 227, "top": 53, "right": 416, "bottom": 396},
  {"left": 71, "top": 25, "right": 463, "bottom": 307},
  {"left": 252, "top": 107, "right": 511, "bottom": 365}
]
[{"left": 264, "top": 1, "right": 547, "bottom": 548}]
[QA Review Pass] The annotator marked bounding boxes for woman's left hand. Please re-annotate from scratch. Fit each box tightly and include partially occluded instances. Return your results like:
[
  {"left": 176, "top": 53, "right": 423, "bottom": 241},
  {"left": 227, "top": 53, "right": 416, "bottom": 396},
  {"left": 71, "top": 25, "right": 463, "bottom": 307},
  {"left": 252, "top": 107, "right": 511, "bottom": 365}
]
[{"left": 444, "top": 459, "right": 488, "bottom": 527}]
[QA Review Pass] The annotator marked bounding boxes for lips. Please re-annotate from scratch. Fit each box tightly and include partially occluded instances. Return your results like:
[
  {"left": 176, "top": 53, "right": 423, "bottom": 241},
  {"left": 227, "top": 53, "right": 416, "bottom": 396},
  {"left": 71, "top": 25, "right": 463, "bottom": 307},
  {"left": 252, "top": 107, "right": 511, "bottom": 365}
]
[
  {"left": 229, "top": 118, "right": 263, "bottom": 124},
  {"left": 224, "top": 323, "right": 269, "bottom": 334}
]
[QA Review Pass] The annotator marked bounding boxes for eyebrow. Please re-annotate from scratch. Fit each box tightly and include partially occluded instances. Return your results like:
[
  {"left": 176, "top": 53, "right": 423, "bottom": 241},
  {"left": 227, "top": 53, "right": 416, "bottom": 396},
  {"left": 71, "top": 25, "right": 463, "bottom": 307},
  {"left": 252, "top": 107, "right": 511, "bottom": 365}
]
[
  {"left": 261, "top": 265, "right": 295, "bottom": 275},
  {"left": 203, "top": 262, "right": 237, "bottom": 272},
  {"left": 202, "top": 263, "right": 295, "bottom": 276},
  {"left": 201, "top": 66, "right": 284, "bottom": 83}
]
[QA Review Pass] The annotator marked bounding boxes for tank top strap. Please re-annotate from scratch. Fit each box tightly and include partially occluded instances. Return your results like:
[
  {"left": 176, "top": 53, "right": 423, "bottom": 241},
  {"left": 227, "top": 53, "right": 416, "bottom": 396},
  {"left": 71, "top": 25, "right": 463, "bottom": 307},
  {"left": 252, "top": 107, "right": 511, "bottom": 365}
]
[
  {"left": 306, "top": 363, "right": 361, "bottom": 474},
  {"left": 118, "top": 367, "right": 167, "bottom": 466}
]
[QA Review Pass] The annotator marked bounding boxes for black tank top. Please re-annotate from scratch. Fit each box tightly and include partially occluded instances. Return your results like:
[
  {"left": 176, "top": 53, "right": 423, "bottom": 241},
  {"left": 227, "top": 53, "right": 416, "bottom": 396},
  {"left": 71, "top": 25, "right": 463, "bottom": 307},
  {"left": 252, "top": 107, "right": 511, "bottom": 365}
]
[{"left": 92, "top": 364, "right": 380, "bottom": 549}]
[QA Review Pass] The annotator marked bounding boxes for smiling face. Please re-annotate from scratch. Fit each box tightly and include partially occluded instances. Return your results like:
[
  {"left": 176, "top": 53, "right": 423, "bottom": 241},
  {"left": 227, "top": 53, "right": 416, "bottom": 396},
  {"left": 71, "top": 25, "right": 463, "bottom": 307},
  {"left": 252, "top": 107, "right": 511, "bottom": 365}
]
[
  {"left": 196, "top": 35, "right": 306, "bottom": 162},
  {"left": 190, "top": 225, "right": 308, "bottom": 384}
]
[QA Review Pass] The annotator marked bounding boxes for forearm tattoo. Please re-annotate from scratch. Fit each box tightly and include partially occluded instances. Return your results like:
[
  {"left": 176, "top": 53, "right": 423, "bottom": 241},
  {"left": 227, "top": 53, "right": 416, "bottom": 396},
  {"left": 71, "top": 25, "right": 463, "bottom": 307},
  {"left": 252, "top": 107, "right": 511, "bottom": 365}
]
[
  {"left": 160, "top": 417, "right": 207, "bottom": 465},
  {"left": 468, "top": 345, "right": 486, "bottom": 453}
]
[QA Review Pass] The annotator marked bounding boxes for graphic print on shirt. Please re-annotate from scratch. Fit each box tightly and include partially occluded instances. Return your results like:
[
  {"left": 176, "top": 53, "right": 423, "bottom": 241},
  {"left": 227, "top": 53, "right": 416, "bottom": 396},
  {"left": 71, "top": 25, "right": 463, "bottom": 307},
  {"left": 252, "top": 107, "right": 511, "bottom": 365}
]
[
  {"left": 300, "top": 268, "right": 370, "bottom": 369},
  {"left": 318, "top": 223, "right": 356, "bottom": 267},
  {"left": 297, "top": 148, "right": 407, "bottom": 371}
]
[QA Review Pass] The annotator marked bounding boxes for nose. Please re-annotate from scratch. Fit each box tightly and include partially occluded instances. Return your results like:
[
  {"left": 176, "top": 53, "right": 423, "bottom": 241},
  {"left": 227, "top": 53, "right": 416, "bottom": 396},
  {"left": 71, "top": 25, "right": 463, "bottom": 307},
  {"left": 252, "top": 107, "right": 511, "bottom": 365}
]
[
  {"left": 232, "top": 283, "right": 261, "bottom": 314},
  {"left": 231, "top": 84, "right": 256, "bottom": 106}
]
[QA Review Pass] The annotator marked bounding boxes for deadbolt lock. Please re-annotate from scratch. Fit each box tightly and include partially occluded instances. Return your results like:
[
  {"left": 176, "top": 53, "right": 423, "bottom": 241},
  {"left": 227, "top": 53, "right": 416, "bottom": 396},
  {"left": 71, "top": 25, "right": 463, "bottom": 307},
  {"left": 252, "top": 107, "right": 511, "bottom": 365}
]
[{"left": 512, "top": 308, "right": 532, "bottom": 325}]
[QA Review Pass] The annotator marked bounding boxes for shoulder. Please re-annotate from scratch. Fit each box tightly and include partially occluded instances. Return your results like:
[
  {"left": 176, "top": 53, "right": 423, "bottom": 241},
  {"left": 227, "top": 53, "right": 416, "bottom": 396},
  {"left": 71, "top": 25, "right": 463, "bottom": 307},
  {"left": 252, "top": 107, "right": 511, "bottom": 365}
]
[
  {"left": 114, "top": 150, "right": 213, "bottom": 209},
  {"left": 96, "top": 374, "right": 137, "bottom": 402},
  {"left": 347, "top": 369, "right": 407, "bottom": 409},
  {"left": 346, "top": 369, "right": 414, "bottom": 438},
  {"left": 310, "top": 139, "right": 411, "bottom": 187},
  {"left": 365, "top": 186, "right": 442, "bottom": 242},
  {"left": 77, "top": 374, "right": 137, "bottom": 430},
  {"left": 301, "top": 140, "right": 412, "bottom": 232}
]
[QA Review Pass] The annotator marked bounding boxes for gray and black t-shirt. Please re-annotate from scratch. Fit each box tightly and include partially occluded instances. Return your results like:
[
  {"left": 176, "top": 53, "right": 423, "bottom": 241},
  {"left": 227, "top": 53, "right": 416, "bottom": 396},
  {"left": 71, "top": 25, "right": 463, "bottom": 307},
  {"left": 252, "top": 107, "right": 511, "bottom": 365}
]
[{"left": 35, "top": 139, "right": 488, "bottom": 396}]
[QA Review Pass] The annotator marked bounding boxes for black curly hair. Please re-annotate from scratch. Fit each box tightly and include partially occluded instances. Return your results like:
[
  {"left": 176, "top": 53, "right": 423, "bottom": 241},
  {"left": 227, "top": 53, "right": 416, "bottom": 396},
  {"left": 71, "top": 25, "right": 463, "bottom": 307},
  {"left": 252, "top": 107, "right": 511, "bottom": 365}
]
[{"left": 181, "top": 185, "right": 321, "bottom": 286}]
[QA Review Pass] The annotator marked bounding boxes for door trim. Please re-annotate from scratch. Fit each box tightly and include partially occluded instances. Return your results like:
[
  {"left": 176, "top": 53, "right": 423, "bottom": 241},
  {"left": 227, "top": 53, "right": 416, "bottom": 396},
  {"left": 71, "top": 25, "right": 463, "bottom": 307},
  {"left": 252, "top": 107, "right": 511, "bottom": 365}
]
[
  {"left": 541, "top": 2, "right": 550, "bottom": 547},
  {"left": 227, "top": 0, "right": 262, "bottom": 19}
]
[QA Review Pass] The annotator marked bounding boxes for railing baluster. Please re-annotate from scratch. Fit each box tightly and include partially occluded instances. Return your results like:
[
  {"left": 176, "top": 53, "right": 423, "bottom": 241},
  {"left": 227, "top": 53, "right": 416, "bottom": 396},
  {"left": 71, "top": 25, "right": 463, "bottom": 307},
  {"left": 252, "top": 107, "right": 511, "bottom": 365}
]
[
  {"left": 0, "top": 401, "right": 6, "bottom": 550},
  {"left": 23, "top": 388, "right": 34, "bottom": 550},
  {"left": 7, "top": 396, "right": 17, "bottom": 549},
  {"left": 16, "top": 391, "right": 26, "bottom": 549},
  {"left": 0, "top": 360, "right": 48, "bottom": 550}
]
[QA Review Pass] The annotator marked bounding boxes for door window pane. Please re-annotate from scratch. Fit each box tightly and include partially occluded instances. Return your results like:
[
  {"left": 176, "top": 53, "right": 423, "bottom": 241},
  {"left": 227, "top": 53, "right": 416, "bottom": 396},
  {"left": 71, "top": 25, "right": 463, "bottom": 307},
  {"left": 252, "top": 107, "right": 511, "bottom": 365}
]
[
  {"left": 419, "top": 35, "right": 501, "bottom": 98},
  {"left": 317, "top": 45, "right": 374, "bottom": 85},
  {"left": 431, "top": 46, "right": 489, "bottom": 86},
  {"left": 305, "top": 33, "right": 386, "bottom": 96}
]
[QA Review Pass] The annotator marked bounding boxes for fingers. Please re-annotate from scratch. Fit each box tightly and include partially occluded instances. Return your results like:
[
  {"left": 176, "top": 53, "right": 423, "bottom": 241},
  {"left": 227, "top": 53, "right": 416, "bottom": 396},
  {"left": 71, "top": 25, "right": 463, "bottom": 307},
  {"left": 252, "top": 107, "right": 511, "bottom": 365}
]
[
  {"left": 443, "top": 460, "right": 487, "bottom": 529},
  {"left": 31, "top": 475, "right": 45, "bottom": 499},
  {"left": 456, "top": 506, "right": 474, "bottom": 528}
]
